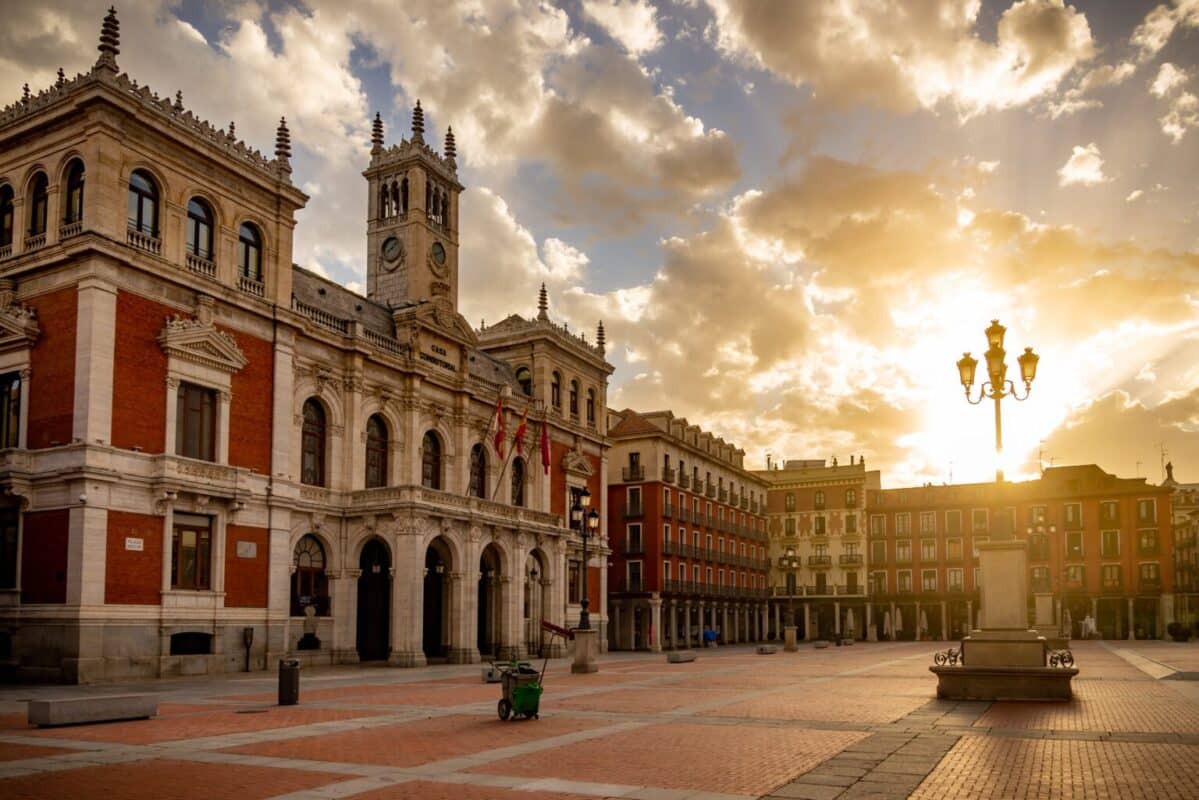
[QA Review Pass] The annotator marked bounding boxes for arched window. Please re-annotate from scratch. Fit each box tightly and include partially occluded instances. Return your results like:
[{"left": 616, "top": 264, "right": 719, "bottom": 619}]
[
  {"left": 425, "top": 180, "right": 432, "bottom": 217},
  {"left": 301, "top": 399, "right": 326, "bottom": 487},
  {"left": 511, "top": 457, "right": 525, "bottom": 507},
  {"left": 586, "top": 389, "right": 596, "bottom": 425},
  {"left": 127, "top": 169, "right": 159, "bottom": 236},
  {"left": 421, "top": 431, "right": 442, "bottom": 490},
  {"left": 27, "top": 173, "right": 48, "bottom": 236},
  {"left": 380, "top": 184, "right": 391, "bottom": 218},
  {"left": 186, "top": 198, "right": 214, "bottom": 261},
  {"left": 515, "top": 367, "right": 532, "bottom": 397},
  {"left": 469, "top": 443, "right": 487, "bottom": 499},
  {"left": 291, "top": 534, "right": 329, "bottom": 616},
  {"left": 551, "top": 371, "right": 561, "bottom": 408},
  {"left": 0, "top": 186, "right": 13, "bottom": 249},
  {"left": 365, "top": 414, "right": 388, "bottom": 489},
  {"left": 63, "top": 160, "right": 85, "bottom": 224},
  {"left": 569, "top": 380, "right": 579, "bottom": 416},
  {"left": 238, "top": 222, "right": 262, "bottom": 281},
  {"left": 401, "top": 177, "right": 409, "bottom": 214}
]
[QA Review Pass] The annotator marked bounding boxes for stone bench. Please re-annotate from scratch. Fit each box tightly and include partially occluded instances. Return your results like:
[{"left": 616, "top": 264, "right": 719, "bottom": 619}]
[
  {"left": 756, "top": 645, "right": 777, "bottom": 655},
  {"left": 813, "top": 640, "right": 830, "bottom": 649},
  {"left": 841, "top": 639, "right": 855, "bottom": 646},
  {"left": 28, "top": 694, "right": 158, "bottom": 728},
  {"left": 667, "top": 650, "right": 697, "bottom": 663}
]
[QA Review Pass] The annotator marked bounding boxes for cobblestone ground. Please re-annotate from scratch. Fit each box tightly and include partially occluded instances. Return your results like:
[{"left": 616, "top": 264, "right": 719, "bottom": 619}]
[{"left": 0, "top": 640, "right": 1196, "bottom": 800}]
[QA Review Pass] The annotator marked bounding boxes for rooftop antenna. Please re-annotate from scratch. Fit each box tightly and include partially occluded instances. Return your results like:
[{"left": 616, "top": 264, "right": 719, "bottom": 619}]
[
  {"left": 1159, "top": 442, "right": 1168, "bottom": 482},
  {"left": 1136, "top": 460, "right": 1143, "bottom": 478}
]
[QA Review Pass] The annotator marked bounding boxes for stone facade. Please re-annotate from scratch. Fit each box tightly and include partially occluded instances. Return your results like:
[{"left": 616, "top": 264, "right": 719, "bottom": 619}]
[{"left": 0, "top": 10, "right": 611, "bottom": 683}]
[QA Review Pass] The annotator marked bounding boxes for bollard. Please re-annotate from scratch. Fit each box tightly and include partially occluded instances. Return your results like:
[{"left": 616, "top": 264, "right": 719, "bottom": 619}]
[{"left": 278, "top": 658, "right": 300, "bottom": 705}]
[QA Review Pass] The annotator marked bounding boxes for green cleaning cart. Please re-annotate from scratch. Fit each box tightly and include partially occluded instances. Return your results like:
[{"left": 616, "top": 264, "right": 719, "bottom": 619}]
[{"left": 496, "top": 660, "right": 541, "bottom": 720}]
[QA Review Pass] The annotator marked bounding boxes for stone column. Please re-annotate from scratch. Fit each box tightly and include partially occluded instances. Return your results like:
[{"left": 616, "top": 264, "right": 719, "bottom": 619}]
[
  {"left": 73, "top": 276, "right": 117, "bottom": 446},
  {"left": 650, "top": 597, "right": 662, "bottom": 652},
  {"left": 390, "top": 530, "right": 427, "bottom": 667},
  {"left": 966, "top": 600, "right": 973, "bottom": 632},
  {"left": 1128, "top": 597, "right": 1136, "bottom": 640},
  {"left": 803, "top": 602, "right": 812, "bottom": 641},
  {"left": 722, "top": 604, "right": 730, "bottom": 644},
  {"left": 498, "top": 575, "right": 521, "bottom": 660},
  {"left": 684, "top": 601, "right": 693, "bottom": 647},
  {"left": 774, "top": 603, "right": 781, "bottom": 640},
  {"left": 834, "top": 601, "right": 841, "bottom": 637},
  {"left": 698, "top": 600, "right": 706, "bottom": 645},
  {"left": 669, "top": 600, "right": 678, "bottom": 649},
  {"left": 612, "top": 601, "right": 623, "bottom": 650},
  {"left": 866, "top": 603, "right": 876, "bottom": 641},
  {"left": 940, "top": 601, "right": 948, "bottom": 641}
]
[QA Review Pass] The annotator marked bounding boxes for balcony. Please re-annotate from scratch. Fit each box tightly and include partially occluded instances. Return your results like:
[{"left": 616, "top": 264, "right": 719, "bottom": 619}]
[
  {"left": 662, "top": 503, "right": 674, "bottom": 519},
  {"left": 625, "top": 539, "right": 644, "bottom": 555},
  {"left": 126, "top": 227, "right": 161, "bottom": 255},
  {"left": 705, "top": 481, "right": 717, "bottom": 498},
  {"left": 624, "top": 578, "right": 644, "bottom": 593},
  {"left": 662, "top": 466, "right": 676, "bottom": 484},
  {"left": 24, "top": 232, "right": 46, "bottom": 251},
  {"left": 239, "top": 275, "right": 266, "bottom": 297},
  {"left": 623, "top": 502, "right": 643, "bottom": 518},
  {"left": 839, "top": 554, "right": 863, "bottom": 566},
  {"left": 741, "top": 496, "right": 750, "bottom": 510},
  {"left": 1139, "top": 579, "right": 1162, "bottom": 595},
  {"left": 947, "top": 583, "right": 965, "bottom": 594},
  {"left": 663, "top": 539, "right": 680, "bottom": 556},
  {"left": 719, "top": 489, "right": 728, "bottom": 503},
  {"left": 59, "top": 221, "right": 82, "bottom": 240},
  {"left": 808, "top": 555, "right": 832, "bottom": 568},
  {"left": 678, "top": 474, "right": 691, "bottom": 489},
  {"left": 0, "top": 244, "right": 10, "bottom": 260},
  {"left": 1101, "top": 579, "right": 1123, "bottom": 595},
  {"left": 622, "top": 465, "right": 645, "bottom": 482},
  {"left": 186, "top": 252, "right": 216, "bottom": 279},
  {"left": 678, "top": 507, "right": 691, "bottom": 523}
]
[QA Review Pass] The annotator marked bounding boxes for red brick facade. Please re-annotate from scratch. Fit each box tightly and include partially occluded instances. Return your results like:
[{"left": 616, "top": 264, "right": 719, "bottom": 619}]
[
  {"left": 224, "top": 326, "right": 273, "bottom": 474},
  {"left": 105, "top": 510, "right": 164, "bottom": 605},
  {"left": 224, "top": 525, "right": 269, "bottom": 608},
  {"left": 111, "top": 291, "right": 171, "bottom": 453},
  {"left": 26, "top": 288, "right": 77, "bottom": 449},
  {"left": 21, "top": 509, "right": 69, "bottom": 604}
]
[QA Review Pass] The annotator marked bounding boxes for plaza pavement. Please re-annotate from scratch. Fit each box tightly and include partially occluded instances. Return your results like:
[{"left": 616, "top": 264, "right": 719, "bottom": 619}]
[{"left": 0, "top": 640, "right": 1197, "bottom": 800}]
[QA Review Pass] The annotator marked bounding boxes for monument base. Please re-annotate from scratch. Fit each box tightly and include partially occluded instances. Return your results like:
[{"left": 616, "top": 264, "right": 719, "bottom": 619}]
[
  {"left": 571, "top": 629, "right": 598, "bottom": 674},
  {"left": 931, "top": 664, "right": 1078, "bottom": 701},
  {"left": 783, "top": 626, "right": 798, "bottom": 652},
  {"left": 961, "top": 629, "right": 1046, "bottom": 667}
]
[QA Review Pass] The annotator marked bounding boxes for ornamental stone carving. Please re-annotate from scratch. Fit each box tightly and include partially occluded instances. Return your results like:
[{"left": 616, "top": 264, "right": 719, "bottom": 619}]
[{"left": 158, "top": 315, "right": 248, "bottom": 373}]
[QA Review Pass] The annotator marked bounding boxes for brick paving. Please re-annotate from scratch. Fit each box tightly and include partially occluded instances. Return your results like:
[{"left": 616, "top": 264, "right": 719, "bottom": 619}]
[{"left": 0, "top": 640, "right": 1195, "bottom": 799}]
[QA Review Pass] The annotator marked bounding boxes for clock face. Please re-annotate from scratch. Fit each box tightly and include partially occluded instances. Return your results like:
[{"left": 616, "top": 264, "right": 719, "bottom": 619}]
[
  {"left": 431, "top": 241, "right": 446, "bottom": 265},
  {"left": 381, "top": 236, "right": 404, "bottom": 271},
  {"left": 429, "top": 241, "right": 448, "bottom": 276}
]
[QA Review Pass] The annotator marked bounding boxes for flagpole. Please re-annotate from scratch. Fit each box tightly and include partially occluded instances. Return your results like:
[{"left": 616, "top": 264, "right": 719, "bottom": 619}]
[{"left": 491, "top": 407, "right": 529, "bottom": 502}]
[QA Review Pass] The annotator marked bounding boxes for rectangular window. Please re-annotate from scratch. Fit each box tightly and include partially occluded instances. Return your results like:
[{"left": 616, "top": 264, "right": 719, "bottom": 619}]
[
  {"left": 846, "top": 572, "right": 858, "bottom": 593},
  {"left": 171, "top": 514, "right": 212, "bottom": 590},
  {"left": 946, "top": 510, "right": 962, "bottom": 534},
  {"left": 814, "top": 543, "right": 829, "bottom": 557},
  {"left": 919, "top": 512, "right": 936, "bottom": 534},
  {"left": 626, "top": 523, "right": 643, "bottom": 554},
  {"left": 1028, "top": 534, "right": 1049, "bottom": 561},
  {"left": 1100, "top": 501, "right": 1119, "bottom": 525},
  {"left": 921, "top": 539, "right": 936, "bottom": 561},
  {"left": 1065, "top": 564, "right": 1085, "bottom": 588},
  {"left": 1066, "top": 531, "right": 1083, "bottom": 558},
  {"left": 845, "top": 514, "right": 857, "bottom": 533},
  {"left": 1137, "top": 499, "right": 1156, "bottom": 524},
  {"left": 870, "top": 571, "right": 887, "bottom": 594},
  {"left": 871, "top": 539, "right": 886, "bottom": 563},
  {"left": 896, "top": 540, "right": 912, "bottom": 563},
  {"left": 1139, "top": 562, "right": 1160, "bottom": 585},
  {"left": 947, "top": 538, "right": 963, "bottom": 561},
  {"left": 1101, "top": 564, "right": 1120, "bottom": 590},
  {"left": 718, "top": 568, "right": 725, "bottom": 585},
  {"left": 663, "top": 561, "right": 672, "bottom": 582},
  {"left": 693, "top": 565, "right": 700, "bottom": 581},
  {"left": 1029, "top": 505, "right": 1048, "bottom": 525},
  {"left": 627, "top": 560, "right": 642, "bottom": 591},
  {"left": 627, "top": 486, "right": 642, "bottom": 514},
  {"left": 971, "top": 509, "right": 988, "bottom": 533},
  {"left": 973, "top": 536, "right": 988, "bottom": 557},
  {"left": 1064, "top": 503, "right": 1082, "bottom": 529},
  {"left": 1138, "top": 529, "right": 1158, "bottom": 555},
  {"left": 175, "top": 382, "right": 216, "bottom": 461},
  {"left": 785, "top": 517, "right": 795, "bottom": 536},
  {"left": 568, "top": 560, "right": 581, "bottom": 602},
  {"left": 1031, "top": 566, "right": 1050, "bottom": 592},
  {"left": 947, "top": 567, "right": 963, "bottom": 591},
  {"left": 0, "top": 508, "right": 17, "bottom": 589},
  {"left": 896, "top": 513, "right": 911, "bottom": 535},
  {"left": 870, "top": 515, "right": 885, "bottom": 536},
  {"left": 898, "top": 570, "right": 912, "bottom": 592},
  {"left": 814, "top": 516, "right": 826, "bottom": 536},
  {"left": 1101, "top": 530, "right": 1120, "bottom": 558},
  {"left": 921, "top": 569, "right": 937, "bottom": 592},
  {"left": 705, "top": 566, "right": 713, "bottom": 584},
  {"left": 973, "top": 567, "right": 980, "bottom": 588},
  {"left": 0, "top": 371, "right": 21, "bottom": 449}
]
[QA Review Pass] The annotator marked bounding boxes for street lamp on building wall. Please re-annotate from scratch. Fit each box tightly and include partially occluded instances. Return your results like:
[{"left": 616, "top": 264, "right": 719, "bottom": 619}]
[
  {"left": 956, "top": 319, "right": 1040, "bottom": 483},
  {"left": 571, "top": 488, "right": 601, "bottom": 630}
]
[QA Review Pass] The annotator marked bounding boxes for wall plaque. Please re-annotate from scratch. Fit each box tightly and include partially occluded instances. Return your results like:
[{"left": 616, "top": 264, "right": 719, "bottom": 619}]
[{"left": 236, "top": 541, "right": 258, "bottom": 559}]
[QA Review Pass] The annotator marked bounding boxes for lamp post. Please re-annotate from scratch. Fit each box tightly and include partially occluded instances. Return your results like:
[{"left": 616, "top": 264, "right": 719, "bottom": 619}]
[
  {"left": 1027, "top": 514, "right": 1060, "bottom": 637},
  {"left": 572, "top": 488, "right": 599, "bottom": 630},
  {"left": 956, "top": 319, "right": 1040, "bottom": 482},
  {"left": 780, "top": 546, "right": 801, "bottom": 626}
]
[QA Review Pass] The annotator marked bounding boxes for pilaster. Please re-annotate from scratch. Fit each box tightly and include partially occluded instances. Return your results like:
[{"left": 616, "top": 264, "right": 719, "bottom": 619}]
[{"left": 72, "top": 277, "right": 117, "bottom": 445}]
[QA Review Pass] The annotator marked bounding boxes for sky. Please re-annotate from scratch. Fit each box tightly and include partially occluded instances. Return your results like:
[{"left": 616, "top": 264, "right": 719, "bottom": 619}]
[{"left": 4, "top": 0, "right": 1198, "bottom": 488}]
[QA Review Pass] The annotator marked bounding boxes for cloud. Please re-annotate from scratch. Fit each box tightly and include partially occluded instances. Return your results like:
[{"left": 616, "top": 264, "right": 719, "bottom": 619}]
[
  {"left": 1131, "top": 0, "right": 1199, "bottom": 63},
  {"left": 582, "top": 0, "right": 664, "bottom": 56},
  {"left": 1126, "top": 189, "right": 1144, "bottom": 203},
  {"left": 1151, "top": 62, "right": 1188, "bottom": 97},
  {"left": 1149, "top": 64, "right": 1199, "bottom": 142},
  {"left": 703, "top": 0, "right": 1095, "bottom": 118},
  {"left": 1057, "top": 143, "right": 1110, "bottom": 186}
]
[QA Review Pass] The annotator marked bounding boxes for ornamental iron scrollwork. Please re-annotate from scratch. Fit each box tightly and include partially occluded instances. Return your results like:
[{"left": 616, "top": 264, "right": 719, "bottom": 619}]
[
  {"left": 933, "top": 648, "right": 962, "bottom": 666},
  {"left": 1048, "top": 649, "right": 1075, "bottom": 668}
]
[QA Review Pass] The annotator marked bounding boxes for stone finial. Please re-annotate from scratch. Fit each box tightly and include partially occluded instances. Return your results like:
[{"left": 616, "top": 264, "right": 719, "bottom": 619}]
[
  {"left": 444, "top": 125, "right": 456, "bottom": 165},
  {"left": 596, "top": 320, "right": 606, "bottom": 355},
  {"left": 371, "top": 112, "right": 384, "bottom": 152},
  {"left": 228, "top": 121, "right": 236, "bottom": 139},
  {"left": 96, "top": 6, "right": 120, "bottom": 72},
  {"left": 174, "top": 91, "right": 184, "bottom": 112},
  {"left": 275, "top": 116, "right": 292, "bottom": 166},
  {"left": 411, "top": 99, "right": 424, "bottom": 143},
  {"left": 56, "top": 68, "right": 66, "bottom": 87},
  {"left": 21, "top": 84, "right": 30, "bottom": 103},
  {"left": 537, "top": 283, "right": 548, "bottom": 320}
]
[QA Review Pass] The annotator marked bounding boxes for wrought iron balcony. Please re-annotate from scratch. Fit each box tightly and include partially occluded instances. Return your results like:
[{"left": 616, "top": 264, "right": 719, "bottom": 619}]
[
  {"left": 705, "top": 481, "right": 717, "bottom": 498},
  {"left": 1101, "top": 579, "right": 1123, "bottom": 594},
  {"left": 625, "top": 539, "right": 645, "bottom": 555},
  {"left": 624, "top": 502, "right": 644, "bottom": 518},
  {"left": 808, "top": 555, "right": 832, "bottom": 568},
  {"left": 662, "top": 503, "right": 674, "bottom": 519},
  {"left": 662, "top": 466, "right": 677, "bottom": 484},
  {"left": 622, "top": 465, "right": 645, "bottom": 481},
  {"left": 839, "top": 554, "right": 863, "bottom": 566},
  {"left": 678, "top": 474, "right": 691, "bottom": 489}
]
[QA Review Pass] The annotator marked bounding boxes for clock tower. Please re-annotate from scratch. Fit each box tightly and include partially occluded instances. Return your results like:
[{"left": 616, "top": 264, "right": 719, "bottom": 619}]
[{"left": 364, "top": 102, "right": 463, "bottom": 311}]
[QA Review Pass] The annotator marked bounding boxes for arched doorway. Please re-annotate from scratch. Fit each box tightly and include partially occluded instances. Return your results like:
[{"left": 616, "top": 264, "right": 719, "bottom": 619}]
[
  {"left": 356, "top": 539, "right": 391, "bottom": 661},
  {"left": 524, "top": 550, "right": 547, "bottom": 656},
  {"left": 423, "top": 538, "right": 453, "bottom": 661},
  {"left": 478, "top": 544, "right": 503, "bottom": 659}
]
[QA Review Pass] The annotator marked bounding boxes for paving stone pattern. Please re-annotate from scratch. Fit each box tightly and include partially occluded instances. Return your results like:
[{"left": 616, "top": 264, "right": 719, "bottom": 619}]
[{"left": 0, "top": 641, "right": 1196, "bottom": 800}]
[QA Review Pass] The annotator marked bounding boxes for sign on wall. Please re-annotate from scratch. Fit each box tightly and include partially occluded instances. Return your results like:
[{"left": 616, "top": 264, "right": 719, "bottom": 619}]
[
  {"left": 124, "top": 537, "right": 144, "bottom": 552},
  {"left": 236, "top": 541, "right": 258, "bottom": 559}
]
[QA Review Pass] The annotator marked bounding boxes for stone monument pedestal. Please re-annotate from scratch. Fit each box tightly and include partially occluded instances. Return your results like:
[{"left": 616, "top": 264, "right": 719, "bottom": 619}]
[
  {"left": 783, "top": 626, "right": 798, "bottom": 652},
  {"left": 1033, "top": 593, "right": 1069, "bottom": 649},
  {"left": 571, "top": 628, "right": 599, "bottom": 674}
]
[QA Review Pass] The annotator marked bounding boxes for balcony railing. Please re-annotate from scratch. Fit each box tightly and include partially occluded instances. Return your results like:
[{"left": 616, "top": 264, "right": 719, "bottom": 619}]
[
  {"left": 59, "top": 221, "right": 82, "bottom": 240},
  {"left": 741, "top": 496, "right": 750, "bottom": 510},
  {"left": 0, "top": 244, "right": 10, "bottom": 260},
  {"left": 1101, "top": 579, "right": 1123, "bottom": 594},
  {"left": 1139, "top": 579, "right": 1162, "bottom": 594},
  {"left": 623, "top": 502, "right": 643, "bottom": 518},
  {"left": 839, "top": 554, "right": 863, "bottom": 566},
  {"left": 239, "top": 275, "right": 266, "bottom": 297},
  {"left": 625, "top": 540, "right": 644, "bottom": 555},
  {"left": 705, "top": 482, "right": 717, "bottom": 498},
  {"left": 622, "top": 465, "right": 645, "bottom": 481},
  {"left": 947, "top": 583, "right": 965, "bottom": 594},
  {"left": 808, "top": 555, "right": 832, "bottom": 568},
  {"left": 678, "top": 507, "right": 691, "bottom": 523},
  {"left": 24, "top": 232, "right": 46, "bottom": 251},
  {"left": 719, "top": 489, "right": 728, "bottom": 503},
  {"left": 662, "top": 466, "right": 676, "bottom": 484},
  {"left": 662, "top": 503, "right": 673, "bottom": 519},
  {"left": 624, "top": 578, "right": 644, "bottom": 593},
  {"left": 750, "top": 500, "right": 759, "bottom": 513},
  {"left": 186, "top": 252, "right": 217, "bottom": 278},
  {"left": 678, "top": 474, "right": 691, "bottom": 489},
  {"left": 126, "top": 227, "right": 161, "bottom": 255}
]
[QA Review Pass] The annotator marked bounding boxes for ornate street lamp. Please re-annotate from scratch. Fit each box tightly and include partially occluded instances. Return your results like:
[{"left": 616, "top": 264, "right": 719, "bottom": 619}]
[
  {"left": 572, "top": 488, "right": 599, "bottom": 630},
  {"left": 780, "top": 545, "right": 801, "bottom": 627},
  {"left": 956, "top": 319, "right": 1039, "bottom": 482}
]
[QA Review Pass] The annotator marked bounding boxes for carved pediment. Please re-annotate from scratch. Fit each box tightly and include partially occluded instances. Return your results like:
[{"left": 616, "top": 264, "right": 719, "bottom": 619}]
[
  {"left": 158, "top": 316, "right": 248, "bottom": 373},
  {"left": 397, "top": 299, "right": 478, "bottom": 349},
  {"left": 562, "top": 442, "right": 594, "bottom": 477},
  {"left": 0, "top": 298, "right": 39, "bottom": 355}
]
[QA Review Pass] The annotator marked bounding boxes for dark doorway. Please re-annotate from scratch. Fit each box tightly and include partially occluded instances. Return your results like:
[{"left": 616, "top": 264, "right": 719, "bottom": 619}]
[
  {"left": 478, "top": 544, "right": 502, "bottom": 658},
  {"left": 356, "top": 539, "right": 391, "bottom": 661},
  {"left": 423, "top": 544, "right": 448, "bottom": 660}
]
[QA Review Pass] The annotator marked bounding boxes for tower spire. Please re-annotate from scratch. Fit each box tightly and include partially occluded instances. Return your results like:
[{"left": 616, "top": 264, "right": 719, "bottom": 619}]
[
  {"left": 596, "top": 320, "right": 606, "bottom": 356},
  {"left": 96, "top": 6, "right": 120, "bottom": 73},
  {"left": 537, "top": 283, "right": 548, "bottom": 320},
  {"left": 371, "top": 112, "right": 384, "bottom": 152},
  {"left": 274, "top": 117, "right": 292, "bottom": 173},
  {"left": 444, "top": 125, "right": 456, "bottom": 166},
  {"left": 411, "top": 99, "right": 424, "bottom": 144}
]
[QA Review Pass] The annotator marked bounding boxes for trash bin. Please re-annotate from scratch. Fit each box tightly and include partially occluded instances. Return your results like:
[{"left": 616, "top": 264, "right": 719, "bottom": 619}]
[{"left": 278, "top": 658, "right": 300, "bottom": 706}]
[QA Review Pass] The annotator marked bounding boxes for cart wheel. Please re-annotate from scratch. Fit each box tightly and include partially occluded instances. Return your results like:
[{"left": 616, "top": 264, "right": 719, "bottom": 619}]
[
  {"left": 498, "top": 699, "right": 511, "bottom": 721},
  {"left": 534, "top": 714, "right": 539, "bottom": 720}
]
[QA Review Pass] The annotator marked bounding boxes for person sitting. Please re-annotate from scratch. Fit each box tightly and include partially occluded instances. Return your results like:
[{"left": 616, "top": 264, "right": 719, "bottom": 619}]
[{"left": 703, "top": 627, "right": 717, "bottom": 647}]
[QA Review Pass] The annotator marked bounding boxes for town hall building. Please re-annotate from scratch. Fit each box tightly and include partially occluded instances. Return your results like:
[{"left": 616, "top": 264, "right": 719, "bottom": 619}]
[{"left": 0, "top": 8, "right": 612, "bottom": 683}]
